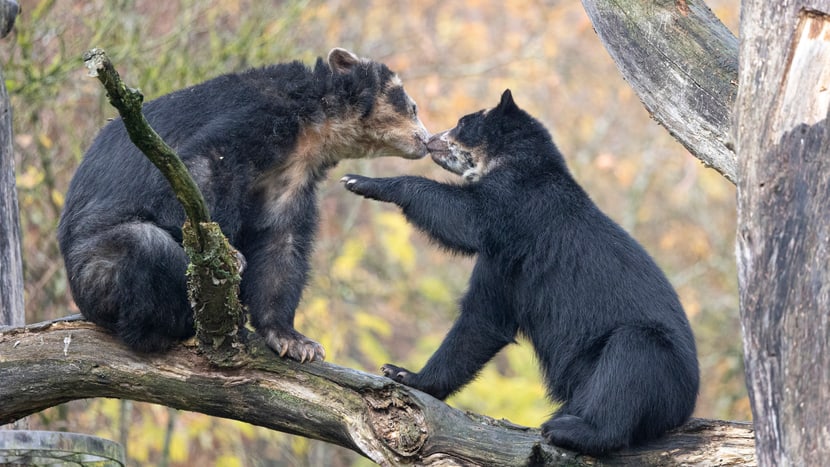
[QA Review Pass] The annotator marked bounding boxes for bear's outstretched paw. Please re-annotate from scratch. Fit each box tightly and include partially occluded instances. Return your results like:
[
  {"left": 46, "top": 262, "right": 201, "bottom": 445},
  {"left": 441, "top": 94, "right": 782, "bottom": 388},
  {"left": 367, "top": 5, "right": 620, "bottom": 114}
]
[
  {"left": 340, "top": 174, "right": 383, "bottom": 200},
  {"left": 381, "top": 363, "right": 415, "bottom": 383},
  {"left": 264, "top": 328, "right": 325, "bottom": 363}
]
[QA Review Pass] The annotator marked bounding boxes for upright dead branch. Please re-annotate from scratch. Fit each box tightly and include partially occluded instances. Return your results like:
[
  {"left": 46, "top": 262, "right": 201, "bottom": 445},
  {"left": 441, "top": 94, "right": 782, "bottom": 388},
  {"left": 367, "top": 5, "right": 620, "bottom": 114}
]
[
  {"left": 735, "top": 4, "right": 830, "bottom": 465},
  {"left": 0, "top": 0, "right": 16, "bottom": 38},
  {"left": 81, "top": 48, "right": 244, "bottom": 357}
]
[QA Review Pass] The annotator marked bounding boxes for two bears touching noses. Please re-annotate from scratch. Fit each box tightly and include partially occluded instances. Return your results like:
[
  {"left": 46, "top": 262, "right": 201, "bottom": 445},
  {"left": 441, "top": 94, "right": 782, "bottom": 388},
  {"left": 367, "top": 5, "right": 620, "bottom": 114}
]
[{"left": 58, "top": 48, "right": 699, "bottom": 456}]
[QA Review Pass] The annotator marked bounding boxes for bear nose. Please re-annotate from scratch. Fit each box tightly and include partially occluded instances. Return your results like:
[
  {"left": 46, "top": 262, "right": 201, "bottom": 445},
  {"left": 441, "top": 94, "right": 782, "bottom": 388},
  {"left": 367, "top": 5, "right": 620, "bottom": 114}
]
[{"left": 427, "top": 131, "right": 450, "bottom": 152}]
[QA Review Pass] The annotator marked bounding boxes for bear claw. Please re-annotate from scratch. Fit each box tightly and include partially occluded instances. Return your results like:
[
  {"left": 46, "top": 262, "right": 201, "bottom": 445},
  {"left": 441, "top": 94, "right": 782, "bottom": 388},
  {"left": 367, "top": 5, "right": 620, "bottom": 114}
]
[
  {"left": 381, "top": 363, "right": 412, "bottom": 382},
  {"left": 264, "top": 329, "right": 326, "bottom": 363},
  {"left": 233, "top": 250, "right": 247, "bottom": 274}
]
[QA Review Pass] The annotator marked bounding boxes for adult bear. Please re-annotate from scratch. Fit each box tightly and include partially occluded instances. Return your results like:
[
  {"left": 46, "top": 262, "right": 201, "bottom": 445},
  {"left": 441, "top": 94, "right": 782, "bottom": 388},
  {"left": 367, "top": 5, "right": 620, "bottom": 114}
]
[
  {"left": 59, "top": 48, "right": 429, "bottom": 361},
  {"left": 342, "top": 90, "right": 699, "bottom": 455}
]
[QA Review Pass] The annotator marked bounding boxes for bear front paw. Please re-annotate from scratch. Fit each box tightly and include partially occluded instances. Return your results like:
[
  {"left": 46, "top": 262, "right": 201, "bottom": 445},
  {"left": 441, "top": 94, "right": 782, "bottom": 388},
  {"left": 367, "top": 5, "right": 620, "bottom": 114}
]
[
  {"left": 264, "top": 328, "right": 326, "bottom": 363},
  {"left": 381, "top": 363, "right": 415, "bottom": 383},
  {"left": 340, "top": 174, "right": 382, "bottom": 200}
]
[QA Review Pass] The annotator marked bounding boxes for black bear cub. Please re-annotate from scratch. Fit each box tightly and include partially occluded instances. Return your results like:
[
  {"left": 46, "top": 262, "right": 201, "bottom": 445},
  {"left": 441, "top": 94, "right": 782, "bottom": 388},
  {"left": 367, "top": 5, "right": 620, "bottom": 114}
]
[
  {"left": 342, "top": 90, "right": 699, "bottom": 455},
  {"left": 58, "top": 49, "right": 429, "bottom": 361}
]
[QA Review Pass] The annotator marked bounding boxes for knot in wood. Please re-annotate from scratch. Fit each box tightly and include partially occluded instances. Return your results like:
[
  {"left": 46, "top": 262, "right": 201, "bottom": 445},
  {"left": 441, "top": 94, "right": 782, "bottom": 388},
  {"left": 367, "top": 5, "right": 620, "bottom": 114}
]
[{"left": 364, "top": 388, "right": 428, "bottom": 458}]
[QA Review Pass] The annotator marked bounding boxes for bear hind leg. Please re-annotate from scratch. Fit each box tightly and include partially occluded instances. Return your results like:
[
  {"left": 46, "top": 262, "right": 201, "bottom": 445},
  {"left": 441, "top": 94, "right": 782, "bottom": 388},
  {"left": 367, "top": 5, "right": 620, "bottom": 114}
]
[
  {"left": 65, "top": 222, "right": 193, "bottom": 353},
  {"left": 542, "top": 326, "right": 696, "bottom": 456}
]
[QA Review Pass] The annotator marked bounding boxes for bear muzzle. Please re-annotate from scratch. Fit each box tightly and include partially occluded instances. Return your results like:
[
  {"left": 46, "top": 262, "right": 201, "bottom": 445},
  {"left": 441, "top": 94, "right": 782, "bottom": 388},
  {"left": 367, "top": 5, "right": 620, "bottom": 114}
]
[{"left": 426, "top": 131, "right": 450, "bottom": 155}]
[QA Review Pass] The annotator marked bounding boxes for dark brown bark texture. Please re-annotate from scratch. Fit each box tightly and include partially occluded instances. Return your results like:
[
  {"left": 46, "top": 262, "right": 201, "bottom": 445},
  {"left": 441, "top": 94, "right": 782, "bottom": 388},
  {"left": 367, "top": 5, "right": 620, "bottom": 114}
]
[
  {"left": 0, "top": 320, "right": 757, "bottom": 466},
  {"left": 735, "top": 3, "right": 830, "bottom": 466}
]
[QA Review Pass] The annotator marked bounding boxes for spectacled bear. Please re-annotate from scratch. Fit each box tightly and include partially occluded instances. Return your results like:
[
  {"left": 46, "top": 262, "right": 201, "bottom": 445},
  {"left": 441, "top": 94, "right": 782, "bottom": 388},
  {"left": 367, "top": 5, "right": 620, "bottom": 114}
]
[
  {"left": 341, "top": 90, "right": 699, "bottom": 455},
  {"left": 58, "top": 48, "right": 429, "bottom": 361}
]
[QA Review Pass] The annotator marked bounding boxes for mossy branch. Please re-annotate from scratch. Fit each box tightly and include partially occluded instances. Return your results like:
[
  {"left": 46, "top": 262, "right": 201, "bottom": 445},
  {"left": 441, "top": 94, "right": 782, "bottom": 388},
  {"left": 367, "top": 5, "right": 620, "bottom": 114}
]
[
  {"left": 81, "top": 48, "right": 244, "bottom": 357},
  {"left": 81, "top": 47, "right": 211, "bottom": 245}
]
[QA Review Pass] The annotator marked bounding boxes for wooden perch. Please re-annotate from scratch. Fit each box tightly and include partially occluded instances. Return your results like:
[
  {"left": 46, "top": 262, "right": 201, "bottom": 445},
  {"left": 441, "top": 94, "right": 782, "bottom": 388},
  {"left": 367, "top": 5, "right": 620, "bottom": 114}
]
[
  {"left": 82, "top": 48, "right": 244, "bottom": 356},
  {"left": 0, "top": 320, "right": 756, "bottom": 466}
]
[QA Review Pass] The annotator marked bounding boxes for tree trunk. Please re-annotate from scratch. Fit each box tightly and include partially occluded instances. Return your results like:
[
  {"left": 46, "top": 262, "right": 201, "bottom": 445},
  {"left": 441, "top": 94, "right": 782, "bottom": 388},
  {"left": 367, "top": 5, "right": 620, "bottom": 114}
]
[
  {"left": 735, "top": 3, "right": 830, "bottom": 466},
  {"left": 0, "top": 0, "right": 22, "bottom": 328},
  {"left": 0, "top": 0, "right": 27, "bottom": 435},
  {"left": 0, "top": 320, "right": 756, "bottom": 466},
  {"left": 581, "top": 0, "right": 738, "bottom": 183}
]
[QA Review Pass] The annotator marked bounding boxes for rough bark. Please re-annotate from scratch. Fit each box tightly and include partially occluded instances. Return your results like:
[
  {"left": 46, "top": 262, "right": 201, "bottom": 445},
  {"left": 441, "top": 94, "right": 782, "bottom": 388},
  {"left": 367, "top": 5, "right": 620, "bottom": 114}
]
[
  {"left": 0, "top": 320, "right": 756, "bottom": 466},
  {"left": 581, "top": 0, "right": 739, "bottom": 183},
  {"left": 0, "top": 0, "right": 26, "bottom": 434},
  {"left": 0, "top": 0, "right": 22, "bottom": 328},
  {"left": 0, "top": 0, "right": 16, "bottom": 38},
  {"left": 82, "top": 48, "right": 245, "bottom": 357},
  {"left": 734, "top": 3, "right": 830, "bottom": 466},
  {"left": 0, "top": 430, "right": 125, "bottom": 465}
]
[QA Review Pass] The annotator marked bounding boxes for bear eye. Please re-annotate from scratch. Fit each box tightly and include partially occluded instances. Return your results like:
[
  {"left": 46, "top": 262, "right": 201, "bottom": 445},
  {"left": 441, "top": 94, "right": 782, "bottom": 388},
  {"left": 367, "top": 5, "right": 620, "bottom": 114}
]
[{"left": 411, "top": 103, "right": 418, "bottom": 116}]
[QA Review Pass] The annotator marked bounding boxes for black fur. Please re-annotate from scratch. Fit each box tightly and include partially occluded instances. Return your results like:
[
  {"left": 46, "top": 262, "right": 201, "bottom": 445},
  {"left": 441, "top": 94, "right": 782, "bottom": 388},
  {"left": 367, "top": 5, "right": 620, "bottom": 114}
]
[
  {"left": 342, "top": 90, "right": 699, "bottom": 455},
  {"left": 59, "top": 49, "right": 429, "bottom": 360}
]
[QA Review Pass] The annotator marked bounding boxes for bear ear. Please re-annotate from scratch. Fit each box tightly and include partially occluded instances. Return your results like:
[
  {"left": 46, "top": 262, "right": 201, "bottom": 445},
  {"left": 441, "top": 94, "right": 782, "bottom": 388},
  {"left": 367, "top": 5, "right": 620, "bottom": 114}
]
[
  {"left": 494, "top": 89, "right": 520, "bottom": 115},
  {"left": 328, "top": 48, "right": 361, "bottom": 74},
  {"left": 493, "top": 89, "right": 519, "bottom": 115}
]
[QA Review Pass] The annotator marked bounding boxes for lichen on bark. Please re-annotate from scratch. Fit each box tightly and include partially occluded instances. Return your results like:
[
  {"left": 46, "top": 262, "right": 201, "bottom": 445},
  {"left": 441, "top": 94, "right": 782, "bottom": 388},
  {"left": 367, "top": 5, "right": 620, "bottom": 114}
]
[{"left": 183, "top": 220, "right": 245, "bottom": 359}]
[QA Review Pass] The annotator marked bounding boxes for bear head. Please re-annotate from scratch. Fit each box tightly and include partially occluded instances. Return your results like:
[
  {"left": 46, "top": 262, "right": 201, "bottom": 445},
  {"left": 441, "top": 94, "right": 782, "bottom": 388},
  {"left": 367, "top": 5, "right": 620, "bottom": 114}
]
[
  {"left": 427, "top": 89, "right": 558, "bottom": 182},
  {"left": 319, "top": 48, "right": 430, "bottom": 161}
]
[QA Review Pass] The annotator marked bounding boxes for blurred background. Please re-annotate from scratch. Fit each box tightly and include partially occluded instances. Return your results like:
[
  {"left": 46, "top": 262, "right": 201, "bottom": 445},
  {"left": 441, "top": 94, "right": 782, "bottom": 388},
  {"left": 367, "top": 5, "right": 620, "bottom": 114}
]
[{"left": 1, "top": 0, "right": 744, "bottom": 465}]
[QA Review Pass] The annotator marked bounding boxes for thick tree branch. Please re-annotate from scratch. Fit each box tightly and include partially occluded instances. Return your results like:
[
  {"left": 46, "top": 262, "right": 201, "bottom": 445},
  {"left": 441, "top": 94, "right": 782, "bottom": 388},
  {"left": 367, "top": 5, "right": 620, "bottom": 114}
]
[
  {"left": 0, "top": 320, "right": 756, "bottom": 466},
  {"left": 581, "top": 0, "right": 738, "bottom": 183}
]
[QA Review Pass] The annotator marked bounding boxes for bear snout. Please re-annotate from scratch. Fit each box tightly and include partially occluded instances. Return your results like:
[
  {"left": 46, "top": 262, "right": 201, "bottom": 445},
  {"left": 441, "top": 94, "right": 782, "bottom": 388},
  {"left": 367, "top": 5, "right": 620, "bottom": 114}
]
[{"left": 426, "top": 131, "right": 450, "bottom": 154}]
